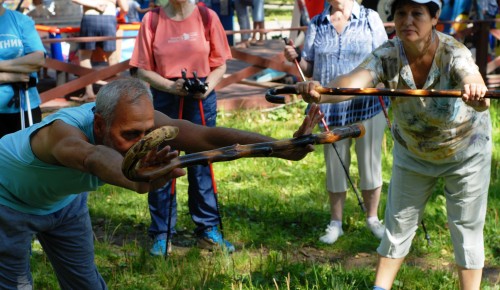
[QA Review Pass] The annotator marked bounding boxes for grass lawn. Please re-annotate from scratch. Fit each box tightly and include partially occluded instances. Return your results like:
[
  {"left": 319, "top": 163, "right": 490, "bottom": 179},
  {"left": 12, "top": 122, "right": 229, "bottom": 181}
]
[{"left": 30, "top": 101, "right": 500, "bottom": 289}]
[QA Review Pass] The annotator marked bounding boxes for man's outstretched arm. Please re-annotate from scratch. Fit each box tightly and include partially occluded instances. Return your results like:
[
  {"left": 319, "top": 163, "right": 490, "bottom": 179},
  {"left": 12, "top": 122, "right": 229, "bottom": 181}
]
[
  {"left": 30, "top": 120, "right": 184, "bottom": 193},
  {"left": 155, "top": 104, "right": 323, "bottom": 161}
]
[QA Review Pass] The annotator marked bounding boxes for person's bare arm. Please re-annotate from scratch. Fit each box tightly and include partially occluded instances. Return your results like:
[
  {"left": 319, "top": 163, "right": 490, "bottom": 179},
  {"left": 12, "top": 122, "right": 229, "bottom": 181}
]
[
  {"left": 140, "top": 64, "right": 227, "bottom": 99},
  {"left": 71, "top": 0, "right": 105, "bottom": 10},
  {"left": 283, "top": 39, "right": 313, "bottom": 78},
  {"left": 116, "top": 0, "right": 129, "bottom": 13},
  {"left": 72, "top": 0, "right": 120, "bottom": 13},
  {"left": 0, "top": 72, "right": 30, "bottom": 84},
  {"left": 136, "top": 6, "right": 152, "bottom": 13},
  {"left": 154, "top": 104, "right": 323, "bottom": 160},
  {"left": 137, "top": 69, "right": 187, "bottom": 96},
  {"left": 297, "top": 67, "right": 375, "bottom": 104},
  {"left": 197, "top": 64, "right": 226, "bottom": 99},
  {"left": 155, "top": 113, "right": 273, "bottom": 152},
  {"left": 31, "top": 120, "right": 184, "bottom": 193},
  {"left": 298, "top": 59, "right": 313, "bottom": 78},
  {"left": 461, "top": 74, "right": 490, "bottom": 112},
  {"left": 0, "top": 51, "right": 45, "bottom": 73}
]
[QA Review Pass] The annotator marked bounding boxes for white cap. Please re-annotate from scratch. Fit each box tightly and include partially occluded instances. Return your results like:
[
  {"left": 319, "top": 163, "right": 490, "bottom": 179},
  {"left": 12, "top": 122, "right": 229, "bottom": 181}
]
[{"left": 410, "top": 0, "right": 442, "bottom": 9}]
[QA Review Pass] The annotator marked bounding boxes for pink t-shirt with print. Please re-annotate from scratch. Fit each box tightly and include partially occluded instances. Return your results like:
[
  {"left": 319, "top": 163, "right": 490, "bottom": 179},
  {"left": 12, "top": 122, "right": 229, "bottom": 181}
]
[{"left": 130, "top": 6, "right": 231, "bottom": 78}]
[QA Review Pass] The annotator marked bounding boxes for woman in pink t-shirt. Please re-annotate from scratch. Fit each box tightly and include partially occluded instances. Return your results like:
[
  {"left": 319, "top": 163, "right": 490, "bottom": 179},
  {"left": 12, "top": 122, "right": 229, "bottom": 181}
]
[{"left": 130, "top": 0, "right": 233, "bottom": 256}]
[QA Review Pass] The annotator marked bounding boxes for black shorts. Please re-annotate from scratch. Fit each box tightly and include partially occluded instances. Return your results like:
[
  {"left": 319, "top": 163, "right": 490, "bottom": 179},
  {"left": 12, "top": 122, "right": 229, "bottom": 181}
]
[
  {"left": 79, "top": 15, "right": 117, "bottom": 52},
  {"left": 0, "top": 107, "right": 42, "bottom": 138}
]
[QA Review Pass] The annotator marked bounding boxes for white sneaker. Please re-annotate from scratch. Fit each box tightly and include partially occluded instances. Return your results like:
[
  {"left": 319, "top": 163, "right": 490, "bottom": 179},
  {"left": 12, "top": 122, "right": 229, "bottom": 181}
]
[
  {"left": 367, "top": 220, "right": 385, "bottom": 240},
  {"left": 319, "top": 223, "right": 344, "bottom": 244}
]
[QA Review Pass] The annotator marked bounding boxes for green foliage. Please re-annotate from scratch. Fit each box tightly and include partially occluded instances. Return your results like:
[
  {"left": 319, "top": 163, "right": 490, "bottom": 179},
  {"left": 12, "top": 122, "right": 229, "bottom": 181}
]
[
  {"left": 29, "top": 103, "right": 500, "bottom": 289},
  {"left": 264, "top": 0, "right": 294, "bottom": 19},
  {"left": 266, "top": 0, "right": 295, "bottom": 4}
]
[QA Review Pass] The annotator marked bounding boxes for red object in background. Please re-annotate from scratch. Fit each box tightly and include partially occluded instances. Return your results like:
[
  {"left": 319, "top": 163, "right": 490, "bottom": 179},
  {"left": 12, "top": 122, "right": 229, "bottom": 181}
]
[
  {"left": 117, "top": 10, "right": 127, "bottom": 24},
  {"left": 304, "top": 0, "right": 325, "bottom": 18}
]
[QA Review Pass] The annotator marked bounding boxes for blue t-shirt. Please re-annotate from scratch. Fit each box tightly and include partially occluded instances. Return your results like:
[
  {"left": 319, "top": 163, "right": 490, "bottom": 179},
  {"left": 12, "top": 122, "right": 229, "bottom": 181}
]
[
  {"left": 0, "top": 103, "right": 104, "bottom": 215},
  {"left": 127, "top": 0, "right": 141, "bottom": 23},
  {"left": 0, "top": 9, "right": 45, "bottom": 114}
]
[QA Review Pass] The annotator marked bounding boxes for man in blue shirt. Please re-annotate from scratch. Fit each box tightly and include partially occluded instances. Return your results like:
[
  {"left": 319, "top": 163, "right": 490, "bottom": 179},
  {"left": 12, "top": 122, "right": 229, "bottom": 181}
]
[{"left": 0, "top": 77, "right": 322, "bottom": 289}]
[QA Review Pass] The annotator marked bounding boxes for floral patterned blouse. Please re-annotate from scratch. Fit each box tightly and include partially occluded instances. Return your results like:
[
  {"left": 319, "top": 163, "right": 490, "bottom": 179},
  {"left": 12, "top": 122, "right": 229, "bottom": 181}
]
[{"left": 359, "top": 31, "right": 491, "bottom": 161}]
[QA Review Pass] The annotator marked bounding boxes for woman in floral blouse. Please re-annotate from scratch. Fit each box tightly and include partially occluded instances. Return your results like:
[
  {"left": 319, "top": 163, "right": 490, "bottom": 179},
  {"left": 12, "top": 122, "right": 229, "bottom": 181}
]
[{"left": 296, "top": 0, "right": 491, "bottom": 289}]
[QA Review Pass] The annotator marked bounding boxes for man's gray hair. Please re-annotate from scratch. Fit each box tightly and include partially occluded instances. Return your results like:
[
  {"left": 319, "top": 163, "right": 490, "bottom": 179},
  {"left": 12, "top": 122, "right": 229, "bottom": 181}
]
[{"left": 95, "top": 77, "right": 153, "bottom": 128}]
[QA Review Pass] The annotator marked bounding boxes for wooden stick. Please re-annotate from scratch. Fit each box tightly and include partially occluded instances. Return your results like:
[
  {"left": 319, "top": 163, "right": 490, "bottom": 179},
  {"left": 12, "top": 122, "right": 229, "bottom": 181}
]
[
  {"left": 314, "top": 87, "right": 500, "bottom": 98},
  {"left": 124, "top": 123, "right": 365, "bottom": 182},
  {"left": 265, "top": 86, "right": 500, "bottom": 104}
]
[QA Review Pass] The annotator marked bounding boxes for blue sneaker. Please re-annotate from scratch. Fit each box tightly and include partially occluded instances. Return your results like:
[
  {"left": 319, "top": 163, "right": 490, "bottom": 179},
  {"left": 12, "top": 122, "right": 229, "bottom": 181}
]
[
  {"left": 149, "top": 239, "right": 172, "bottom": 256},
  {"left": 197, "top": 226, "right": 235, "bottom": 253}
]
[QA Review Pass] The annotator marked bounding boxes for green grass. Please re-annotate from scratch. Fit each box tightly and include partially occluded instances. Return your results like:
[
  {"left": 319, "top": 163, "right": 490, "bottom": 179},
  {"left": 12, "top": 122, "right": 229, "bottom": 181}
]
[{"left": 30, "top": 102, "right": 500, "bottom": 289}]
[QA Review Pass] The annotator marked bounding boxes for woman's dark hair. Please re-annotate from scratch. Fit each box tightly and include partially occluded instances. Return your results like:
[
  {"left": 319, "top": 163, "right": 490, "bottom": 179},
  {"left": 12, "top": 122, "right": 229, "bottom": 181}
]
[{"left": 391, "top": 0, "right": 440, "bottom": 18}]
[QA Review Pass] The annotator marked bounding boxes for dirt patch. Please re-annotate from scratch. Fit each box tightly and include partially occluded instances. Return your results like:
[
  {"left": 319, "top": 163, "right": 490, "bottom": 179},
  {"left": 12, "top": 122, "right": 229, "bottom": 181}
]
[
  {"left": 90, "top": 221, "right": 500, "bottom": 284},
  {"left": 483, "top": 266, "right": 500, "bottom": 284}
]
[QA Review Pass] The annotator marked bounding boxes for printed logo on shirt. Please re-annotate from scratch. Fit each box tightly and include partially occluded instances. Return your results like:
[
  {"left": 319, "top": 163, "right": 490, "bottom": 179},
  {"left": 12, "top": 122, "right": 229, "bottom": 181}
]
[
  {"left": 0, "top": 34, "right": 23, "bottom": 59},
  {"left": 167, "top": 32, "right": 200, "bottom": 43}
]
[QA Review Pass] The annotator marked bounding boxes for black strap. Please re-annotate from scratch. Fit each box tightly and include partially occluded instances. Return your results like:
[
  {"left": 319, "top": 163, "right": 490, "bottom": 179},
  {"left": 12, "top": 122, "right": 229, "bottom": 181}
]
[{"left": 7, "top": 76, "right": 37, "bottom": 108}]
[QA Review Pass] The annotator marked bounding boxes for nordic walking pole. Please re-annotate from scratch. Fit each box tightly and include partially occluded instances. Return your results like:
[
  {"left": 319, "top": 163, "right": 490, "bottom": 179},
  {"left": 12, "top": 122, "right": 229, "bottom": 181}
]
[
  {"left": 19, "top": 77, "right": 37, "bottom": 129},
  {"left": 24, "top": 83, "right": 33, "bottom": 127},
  {"left": 284, "top": 37, "right": 366, "bottom": 212},
  {"left": 378, "top": 96, "right": 391, "bottom": 128},
  {"left": 421, "top": 218, "right": 431, "bottom": 246},
  {"left": 165, "top": 96, "right": 184, "bottom": 258},
  {"left": 284, "top": 38, "right": 306, "bottom": 81},
  {"left": 198, "top": 98, "right": 225, "bottom": 239},
  {"left": 19, "top": 86, "right": 25, "bottom": 130}
]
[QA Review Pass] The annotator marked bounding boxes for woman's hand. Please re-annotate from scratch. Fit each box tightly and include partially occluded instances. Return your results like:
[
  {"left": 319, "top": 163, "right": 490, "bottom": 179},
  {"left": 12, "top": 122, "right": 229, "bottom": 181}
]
[
  {"left": 170, "top": 79, "right": 189, "bottom": 96},
  {"left": 462, "top": 83, "right": 490, "bottom": 112},
  {"left": 283, "top": 39, "right": 299, "bottom": 63},
  {"left": 274, "top": 104, "right": 324, "bottom": 161},
  {"left": 133, "top": 145, "right": 186, "bottom": 193},
  {"left": 96, "top": 3, "right": 107, "bottom": 13},
  {"left": 293, "top": 103, "right": 323, "bottom": 137},
  {"left": 296, "top": 81, "right": 322, "bottom": 103}
]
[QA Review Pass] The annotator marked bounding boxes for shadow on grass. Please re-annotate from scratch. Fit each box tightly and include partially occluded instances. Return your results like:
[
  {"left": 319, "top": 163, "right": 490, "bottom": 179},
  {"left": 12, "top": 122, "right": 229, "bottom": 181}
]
[{"left": 81, "top": 146, "right": 500, "bottom": 288}]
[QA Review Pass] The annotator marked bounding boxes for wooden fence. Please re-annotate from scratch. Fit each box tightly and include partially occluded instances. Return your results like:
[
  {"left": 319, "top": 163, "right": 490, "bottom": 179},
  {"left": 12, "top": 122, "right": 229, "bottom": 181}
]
[{"left": 36, "top": 19, "right": 500, "bottom": 104}]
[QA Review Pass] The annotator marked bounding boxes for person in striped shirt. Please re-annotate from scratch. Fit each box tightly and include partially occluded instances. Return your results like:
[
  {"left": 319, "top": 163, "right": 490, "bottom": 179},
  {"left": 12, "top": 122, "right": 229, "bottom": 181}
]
[{"left": 284, "top": 0, "right": 389, "bottom": 245}]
